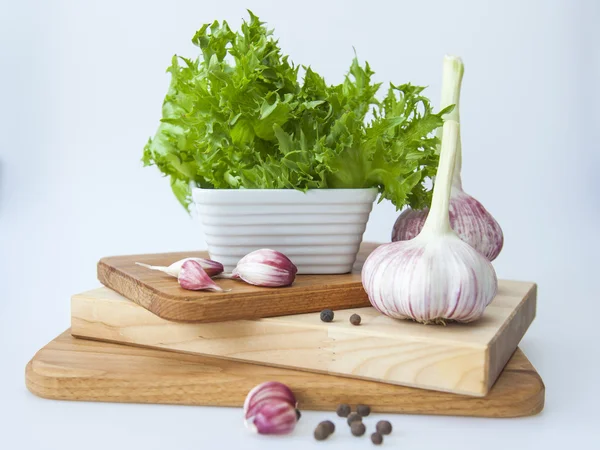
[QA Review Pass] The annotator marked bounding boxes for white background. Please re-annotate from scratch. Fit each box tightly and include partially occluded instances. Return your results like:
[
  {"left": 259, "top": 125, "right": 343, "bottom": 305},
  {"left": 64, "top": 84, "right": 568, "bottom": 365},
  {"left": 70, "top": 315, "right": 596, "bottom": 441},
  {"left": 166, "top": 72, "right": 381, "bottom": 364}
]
[{"left": 1, "top": 0, "right": 599, "bottom": 448}]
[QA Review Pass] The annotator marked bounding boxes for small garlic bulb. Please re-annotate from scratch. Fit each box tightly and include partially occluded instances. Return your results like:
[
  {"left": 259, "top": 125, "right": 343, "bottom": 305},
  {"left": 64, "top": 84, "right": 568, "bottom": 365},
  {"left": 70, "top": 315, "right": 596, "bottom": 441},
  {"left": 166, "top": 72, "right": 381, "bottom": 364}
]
[
  {"left": 392, "top": 56, "right": 503, "bottom": 261},
  {"left": 362, "top": 120, "right": 497, "bottom": 324}
]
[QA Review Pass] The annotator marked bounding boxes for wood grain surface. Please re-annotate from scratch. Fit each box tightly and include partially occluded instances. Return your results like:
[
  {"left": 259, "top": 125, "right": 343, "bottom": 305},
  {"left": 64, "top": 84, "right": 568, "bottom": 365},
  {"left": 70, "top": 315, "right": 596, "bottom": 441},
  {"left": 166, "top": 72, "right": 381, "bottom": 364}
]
[
  {"left": 97, "top": 242, "right": 382, "bottom": 323},
  {"left": 71, "top": 280, "right": 536, "bottom": 396},
  {"left": 26, "top": 331, "right": 544, "bottom": 418}
]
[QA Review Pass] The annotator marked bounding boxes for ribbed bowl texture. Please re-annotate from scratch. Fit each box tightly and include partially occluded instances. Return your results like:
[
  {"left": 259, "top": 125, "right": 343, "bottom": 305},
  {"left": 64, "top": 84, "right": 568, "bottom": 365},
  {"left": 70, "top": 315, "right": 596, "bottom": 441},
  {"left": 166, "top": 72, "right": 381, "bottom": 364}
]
[{"left": 192, "top": 188, "right": 378, "bottom": 274}]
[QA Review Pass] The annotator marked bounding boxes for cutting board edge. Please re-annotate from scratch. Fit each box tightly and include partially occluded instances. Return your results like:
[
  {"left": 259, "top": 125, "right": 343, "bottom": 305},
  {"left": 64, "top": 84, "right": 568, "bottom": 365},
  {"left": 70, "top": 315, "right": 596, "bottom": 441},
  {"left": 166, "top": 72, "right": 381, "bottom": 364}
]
[
  {"left": 71, "top": 330, "right": 495, "bottom": 398},
  {"left": 97, "top": 258, "right": 371, "bottom": 323},
  {"left": 25, "top": 331, "right": 545, "bottom": 418},
  {"left": 484, "top": 282, "right": 538, "bottom": 392}
]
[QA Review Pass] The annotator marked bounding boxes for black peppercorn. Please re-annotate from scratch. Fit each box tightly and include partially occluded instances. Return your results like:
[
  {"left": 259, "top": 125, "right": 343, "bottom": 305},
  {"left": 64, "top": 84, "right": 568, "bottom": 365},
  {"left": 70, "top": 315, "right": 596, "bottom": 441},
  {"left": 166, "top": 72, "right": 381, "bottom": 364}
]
[
  {"left": 320, "top": 309, "right": 334, "bottom": 322},
  {"left": 356, "top": 404, "right": 371, "bottom": 417},
  {"left": 376, "top": 420, "right": 392, "bottom": 435},
  {"left": 347, "top": 412, "right": 362, "bottom": 425},
  {"left": 314, "top": 424, "right": 330, "bottom": 441},
  {"left": 336, "top": 403, "right": 351, "bottom": 417},
  {"left": 371, "top": 432, "right": 383, "bottom": 445},
  {"left": 320, "top": 420, "right": 335, "bottom": 434},
  {"left": 295, "top": 409, "right": 301, "bottom": 421},
  {"left": 350, "top": 421, "right": 366, "bottom": 437},
  {"left": 350, "top": 313, "right": 361, "bottom": 325}
]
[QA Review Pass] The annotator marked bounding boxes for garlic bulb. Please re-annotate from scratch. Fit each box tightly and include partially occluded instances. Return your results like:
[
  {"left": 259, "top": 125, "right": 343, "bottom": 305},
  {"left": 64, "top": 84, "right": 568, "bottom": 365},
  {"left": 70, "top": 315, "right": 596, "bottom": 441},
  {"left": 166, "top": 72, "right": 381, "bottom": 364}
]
[
  {"left": 232, "top": 249, "right": 298, "bottom": 287},
  {"left": 244, "top": 381, "right": 298, "bottom": 435},
  {"left": 135, "top": 257, "right": 224, "bottom": 277},
  {"left": 362, "top": 120, "right": 497, "bottom": 323},
  {"left": 391, "top": 56, "right": 504, "bottom": 261},
  {"left": 178, "top": 260, "right": 224, "bottom": 291}
]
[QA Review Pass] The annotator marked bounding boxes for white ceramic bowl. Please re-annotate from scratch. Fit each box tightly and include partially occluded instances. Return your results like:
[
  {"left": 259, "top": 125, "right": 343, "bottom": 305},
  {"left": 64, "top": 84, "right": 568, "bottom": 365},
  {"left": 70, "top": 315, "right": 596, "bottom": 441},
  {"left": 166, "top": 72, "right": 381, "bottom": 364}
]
[{"left": 192, "top": 188, "right": 378, "bottom": 274}]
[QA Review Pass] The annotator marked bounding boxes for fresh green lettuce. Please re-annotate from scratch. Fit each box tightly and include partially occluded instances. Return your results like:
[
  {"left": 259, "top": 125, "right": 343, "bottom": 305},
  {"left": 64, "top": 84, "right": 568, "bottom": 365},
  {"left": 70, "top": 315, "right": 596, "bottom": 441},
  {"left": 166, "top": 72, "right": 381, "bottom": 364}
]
[{"left": 143, "top": 11, "right": 450, "bottom": 210}]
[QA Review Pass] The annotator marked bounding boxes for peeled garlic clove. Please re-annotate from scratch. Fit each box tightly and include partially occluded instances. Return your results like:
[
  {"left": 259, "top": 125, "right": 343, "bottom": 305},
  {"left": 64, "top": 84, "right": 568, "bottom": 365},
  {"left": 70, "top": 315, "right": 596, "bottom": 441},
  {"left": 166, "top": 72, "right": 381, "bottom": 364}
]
[
  {"left": 392, "top": 189, "right": 504, "bottom": 261},
  {"left": 243, "top": 381, "right": 298, "bottom": 435},
  {"left": 178, "top": 260, "right": 224, "bottom": 291},
  {"left": 233, "top": 249, "right": 297, "bottom": 287},
  {"left": 136, "top": 258, "right": 224, "bottom": 277},
  {"left": 245, "top": 400, "right": 298, "bottom": 435},
  {"left": 244, "top": 381, "right": 297, "bottom": 419}
]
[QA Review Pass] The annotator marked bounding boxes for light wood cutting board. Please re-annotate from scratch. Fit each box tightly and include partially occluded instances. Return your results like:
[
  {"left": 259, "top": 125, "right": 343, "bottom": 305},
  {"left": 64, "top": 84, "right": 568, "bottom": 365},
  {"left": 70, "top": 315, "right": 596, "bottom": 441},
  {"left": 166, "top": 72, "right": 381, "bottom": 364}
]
[
  {"left": 71, "top": 280, "right": 536, "bottom": 397},
  {"left": 97, "top": 241, "right": 382, "bottom": 323},
  {"left": 26, "top": 331, "right": 545, "bottom": 418}
]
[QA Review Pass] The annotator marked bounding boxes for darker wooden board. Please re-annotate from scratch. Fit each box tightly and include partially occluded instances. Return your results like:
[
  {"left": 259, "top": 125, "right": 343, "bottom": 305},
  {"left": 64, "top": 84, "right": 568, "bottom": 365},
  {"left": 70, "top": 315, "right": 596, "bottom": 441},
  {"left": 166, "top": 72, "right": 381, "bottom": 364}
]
[
  {"left": 98, "top": 250, "right": 373, "bottom": 323},
  {"left": 26, "top": 331, "right": 545, "bottom": 418}
]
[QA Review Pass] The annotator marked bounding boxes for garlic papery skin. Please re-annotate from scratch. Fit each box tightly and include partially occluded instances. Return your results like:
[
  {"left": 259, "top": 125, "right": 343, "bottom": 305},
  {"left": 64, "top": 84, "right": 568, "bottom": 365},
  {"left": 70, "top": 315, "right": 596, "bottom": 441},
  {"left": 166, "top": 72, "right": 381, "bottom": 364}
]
[
  {"left": 391, "top": 55, "right": 504, "bottom": 261},
  {"left": 243, "top": 381, "right": 298, "bottom": 435},
  {"left": 232, "top": 249, "right": 298, "bottom": 287},
  {"left": 362, "top": 120, "right": 498, "bottom": 324},
  {"left": 136, "top": 257, "right": 224, "bottom": 277},
  {"left": 391, "top": 187, "right": 504, "bottom": 261},
  {"left": 245, "top": 400, "right": 298, "bottom": 435},
  {"left": 243, "top": 381, "right": 297, "bottom": 419},
  {"left": 363, "top": 236, "right": 497, "bottom": 323},
  {"left": 178, "top": 260, "right": 224, "bottom": 291}
]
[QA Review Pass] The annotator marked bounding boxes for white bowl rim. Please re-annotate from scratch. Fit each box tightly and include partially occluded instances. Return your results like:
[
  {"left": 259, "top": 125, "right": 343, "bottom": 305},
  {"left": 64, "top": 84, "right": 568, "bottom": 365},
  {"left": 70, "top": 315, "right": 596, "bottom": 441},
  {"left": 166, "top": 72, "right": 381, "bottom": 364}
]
[
  {"left": 192, "top": 187, "right": 379, "bottom": 204},
  {"left": 191, "top": 187, "right": 379, "bottom": 193}
]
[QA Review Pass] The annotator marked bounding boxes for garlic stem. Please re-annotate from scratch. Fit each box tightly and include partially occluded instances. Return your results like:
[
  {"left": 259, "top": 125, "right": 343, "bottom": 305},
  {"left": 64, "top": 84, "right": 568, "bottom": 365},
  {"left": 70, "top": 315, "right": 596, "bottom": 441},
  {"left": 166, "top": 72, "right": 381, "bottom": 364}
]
[
  {"left": 135, "top": 258, "right": 224, "bottom": 278},
  {"left": 436, "top": 56, "right": 464, "bottom": 186},
  {"left": 421, "top": 120, "right": 459, "bottom": 236},
  {"left": 135, "top": 262, "right": 163, "bottom": 271}
]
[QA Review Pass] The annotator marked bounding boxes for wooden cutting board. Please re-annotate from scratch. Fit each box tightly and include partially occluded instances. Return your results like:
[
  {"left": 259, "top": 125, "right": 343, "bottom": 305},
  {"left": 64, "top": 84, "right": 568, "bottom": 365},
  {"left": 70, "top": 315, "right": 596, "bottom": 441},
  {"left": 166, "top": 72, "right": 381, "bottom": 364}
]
[
  {"left": 26, "top": 331, "right": 544, "bottom": 418},
  {"left": 71, "top": 280, "right": 536, "bottom": 397},
  {"left": 97, "top": 241, "right": 382, "bottom": 323}
]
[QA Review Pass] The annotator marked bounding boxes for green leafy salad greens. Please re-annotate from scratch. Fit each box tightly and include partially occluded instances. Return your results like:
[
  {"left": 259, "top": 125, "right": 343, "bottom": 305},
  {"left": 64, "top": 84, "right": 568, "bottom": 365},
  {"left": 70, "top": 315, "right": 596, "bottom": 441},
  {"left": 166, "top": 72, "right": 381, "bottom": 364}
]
[{"left": 143, "top": 11, "right": 449, "bottom": 210}]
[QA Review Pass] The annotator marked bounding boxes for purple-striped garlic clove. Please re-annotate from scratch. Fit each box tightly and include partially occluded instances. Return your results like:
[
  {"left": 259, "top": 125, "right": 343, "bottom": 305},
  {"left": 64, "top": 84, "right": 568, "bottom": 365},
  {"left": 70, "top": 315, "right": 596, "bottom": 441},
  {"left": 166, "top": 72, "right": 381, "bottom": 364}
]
[
  {"left": 178, "top": 260, "right": 224, "bottom": 291},
  {"left": 391, "top": 187, "right": 504, "bottom": 261},
  {"left": 243, "top": 381, "right": 298, "bottom": 435},
  {"left": 244, "top": 381, "right": 297, "bottom": 419},
  {"left": 245, "top": 400, "right": 298, "bottom": 435},
  {"left": 136, "top": 257, "right": 224, "bottom": 278},
  {"left": 232, "top": 249, "right": 298, "bottom": 287}
]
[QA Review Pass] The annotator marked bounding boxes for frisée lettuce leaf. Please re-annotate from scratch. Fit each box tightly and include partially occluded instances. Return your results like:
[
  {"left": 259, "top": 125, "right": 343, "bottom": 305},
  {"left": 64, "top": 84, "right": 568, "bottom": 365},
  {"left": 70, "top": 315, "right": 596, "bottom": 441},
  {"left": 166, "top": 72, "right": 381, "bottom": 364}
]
[{"left": 143, "top": 11, "right": 450, "bottom": 210}]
